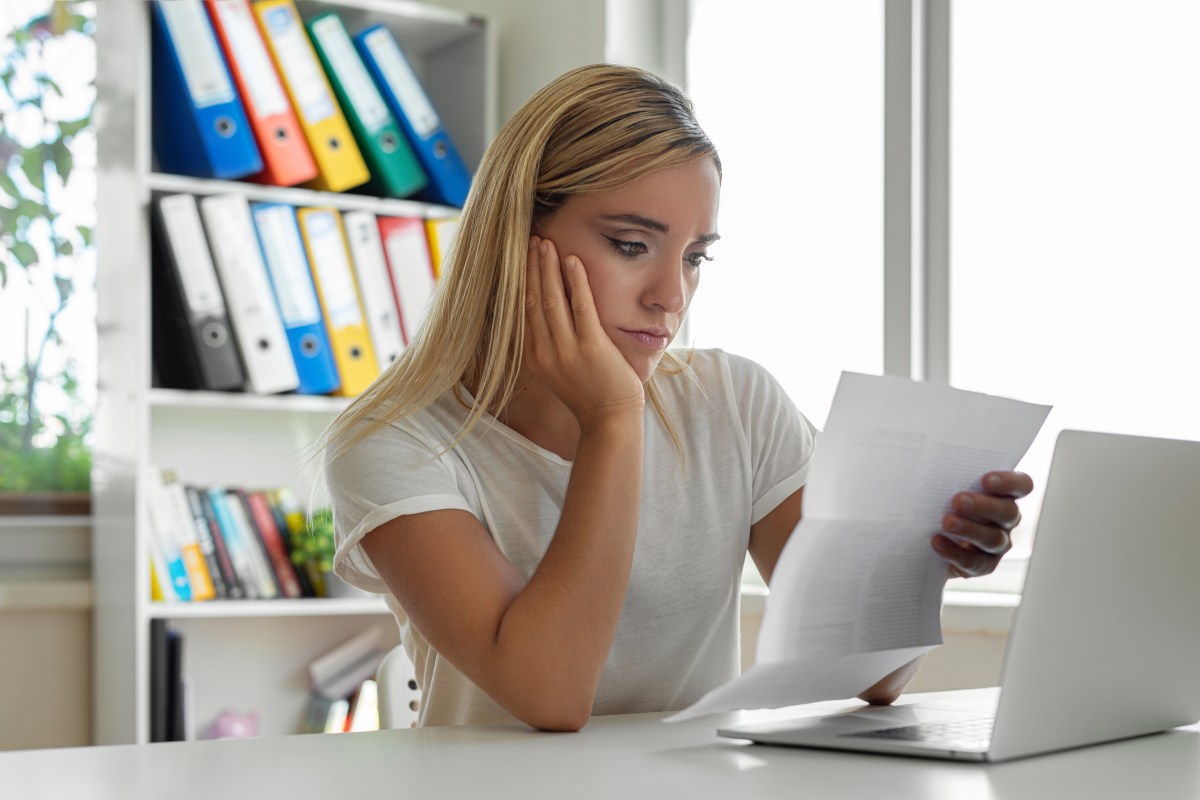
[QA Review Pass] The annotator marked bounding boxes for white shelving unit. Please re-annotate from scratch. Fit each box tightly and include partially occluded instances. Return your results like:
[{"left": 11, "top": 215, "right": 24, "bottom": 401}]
[{"left": 93, "top": 0, "right": 495, "bottom": 745}]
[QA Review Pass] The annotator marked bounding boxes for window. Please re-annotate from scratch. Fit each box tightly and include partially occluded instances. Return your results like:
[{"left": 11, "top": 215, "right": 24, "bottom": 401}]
[
  {"left": 687, "top": 1, "right": 1200, "bottom": 590},
  {"left": 0, "top": 0, "right": 96, "bottom": 514},
  {"left": 949, "top": 0, "right": 1200, "bottom": 553},
  {"left": 685, "top": 0, "right": 884, "bottom": 428}
]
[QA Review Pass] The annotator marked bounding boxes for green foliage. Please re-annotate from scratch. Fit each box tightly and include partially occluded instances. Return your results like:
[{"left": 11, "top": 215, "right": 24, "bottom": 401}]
[
  {"left": 1, "top": 2, "right": 96, "bottom": 496},
  {"left": 290, "top": 508, "right": 336, "bottom": 596},
  {"left": 0, "top": 368, "right": 91, "bottom": 492}
]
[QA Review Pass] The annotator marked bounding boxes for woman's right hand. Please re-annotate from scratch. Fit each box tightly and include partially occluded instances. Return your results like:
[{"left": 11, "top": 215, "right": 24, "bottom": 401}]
[{"left": 523, "top": 235, "right": 645, "bottom": 429}]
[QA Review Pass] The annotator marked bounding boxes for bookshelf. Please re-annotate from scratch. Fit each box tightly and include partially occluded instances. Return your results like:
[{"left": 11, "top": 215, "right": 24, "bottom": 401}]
[{"left": 93, "top": 0, "right": 495, "bottom": 744}]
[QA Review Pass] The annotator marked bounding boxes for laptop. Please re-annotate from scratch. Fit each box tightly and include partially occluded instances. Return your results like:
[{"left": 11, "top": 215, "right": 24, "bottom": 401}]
[{"left": 718, "top": 430, "right": 1200, "bottom": 762}]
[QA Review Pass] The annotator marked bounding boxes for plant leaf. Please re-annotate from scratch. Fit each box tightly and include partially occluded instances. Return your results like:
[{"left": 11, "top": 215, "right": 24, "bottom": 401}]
[
  {"left": 55, "top": 237, "right": 74, "bottom": 257},
  {"left": 11, "top": 241, "right": 38, "bottom": 267},
  {"left": 52, "top": 140, "right": 73, "bottom": 183},
  {"left": 36, "top": 76, "right": 63, "bottom": 97},
  {"left": 19, "top": 150, "right": 45, "bottom": 193},
  {"left": 76, "top": 225, "right": 92, "bottom": 247},
  {"left": 55, "top": 275, "right": 73, "bottom": 303},
  {"left": 0, "top": 172, "right": 18, "bottom": 200},
  {"left": 58, "top": 117, "right": 90, "bottom": 138}
]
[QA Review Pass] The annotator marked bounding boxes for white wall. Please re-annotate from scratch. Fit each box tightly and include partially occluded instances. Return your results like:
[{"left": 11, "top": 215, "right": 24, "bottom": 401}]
[{"left": 433, "top": 0, "right": 607, "bottom": 125}]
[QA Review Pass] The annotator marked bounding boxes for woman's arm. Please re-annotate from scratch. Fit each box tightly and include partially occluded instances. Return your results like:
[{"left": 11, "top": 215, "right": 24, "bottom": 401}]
[
  {"left": 362, "top": 238, "right": 646, "bottom": 732},
  {"left": 747, "top": 470, "right": 1032, "bottom": 704},
  {"left": 361, "top": 409, "right": 642, "bottom": 731}
]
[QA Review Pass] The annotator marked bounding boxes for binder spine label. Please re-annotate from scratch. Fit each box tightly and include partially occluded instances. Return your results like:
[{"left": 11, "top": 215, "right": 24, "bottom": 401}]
[
  {"left": 159, "top": 0, "right": 235, "bottom": 108},
  {"left": 304, "top": 212, "right": 363, "bottom": 327},
  {"left": 363, "top": 28, "right": 439, "bottom": 138},
  {"left": 253, "top": 206, "right": 322, "bottom": 326},
  {"left": 161, "top": 197, "right": 226, "bottom": 318},
  {"left": 311, "top": 16, "right": 390, "bottom": 134},
  {"left": 264, "top": 6, "right": 335, "bottom": 123},
  {"left": 213, "top": 1, "right": 289, "bottom": 116}
]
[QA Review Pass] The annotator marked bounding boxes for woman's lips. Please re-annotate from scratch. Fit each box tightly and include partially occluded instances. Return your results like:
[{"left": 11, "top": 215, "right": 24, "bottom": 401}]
[{"left": 620, "top": 328, "right": 670, "bottom": 350}]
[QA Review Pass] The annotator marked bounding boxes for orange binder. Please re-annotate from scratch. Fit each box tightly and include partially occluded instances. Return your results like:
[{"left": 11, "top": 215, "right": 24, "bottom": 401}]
[
  {"left": 252, "top": 0, "right": 370, "bottom": 193},
  {"left": 205, "top": 0, "right": 317, "bottom": 186}
]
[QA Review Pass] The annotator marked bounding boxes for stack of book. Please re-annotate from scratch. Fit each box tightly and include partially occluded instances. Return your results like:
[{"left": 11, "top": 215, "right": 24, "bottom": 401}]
[
  {"left": 145, "top": 466, "right": 340, "bottom": 602},
  {"left": 299, "top": 628, "right": 387, "bottom": 734}
]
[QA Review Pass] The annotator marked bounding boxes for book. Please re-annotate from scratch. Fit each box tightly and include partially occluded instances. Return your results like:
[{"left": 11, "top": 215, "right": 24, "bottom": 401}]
[
  {"left": 162, "top": 471, "right": 216, "bottom": 601},
  {"left": 244, "top": 490, "right": 304, "bottom": 599},
  {"left": 196, "top": 486, "right": 247, "bottom": 599},
  {"left": 144, "top": 466, "right": 192, "bottom": 602},
  {"left": 182, "top": 483, "right": 232, "bottom": 600}
]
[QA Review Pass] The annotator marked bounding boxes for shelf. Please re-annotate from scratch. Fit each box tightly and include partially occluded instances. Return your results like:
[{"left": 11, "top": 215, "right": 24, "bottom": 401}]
[
  {"left": 146, "top": 172, "right": 463, "bottom": 218},
  {"left": 148, "top": 388, "right": 352, "bottom": 414},
  {"left": 149, "top": 596, "right": 390, "bottom": 619}
]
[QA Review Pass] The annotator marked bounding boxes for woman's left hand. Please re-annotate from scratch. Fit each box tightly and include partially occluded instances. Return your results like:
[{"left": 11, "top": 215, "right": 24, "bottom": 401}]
[{"left": 933, "top": 471, "right": 1034, "bottom": 578}]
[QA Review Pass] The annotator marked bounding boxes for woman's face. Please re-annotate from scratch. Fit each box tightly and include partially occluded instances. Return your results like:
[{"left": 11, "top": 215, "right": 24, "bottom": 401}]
[{"left": 534, "top": 158, "right": 721, "bottom": 382}]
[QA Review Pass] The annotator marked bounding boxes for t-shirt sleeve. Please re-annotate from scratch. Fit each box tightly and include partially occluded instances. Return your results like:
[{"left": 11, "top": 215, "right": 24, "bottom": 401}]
[
  {"left": 324, "top": 419, "right": 475, "bottom": 593},
  {"left": 724, "top": 353, "right": 820, "bottom": 524}
]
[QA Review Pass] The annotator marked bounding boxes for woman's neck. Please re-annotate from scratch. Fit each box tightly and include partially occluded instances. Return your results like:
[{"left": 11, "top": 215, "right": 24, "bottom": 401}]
[{"left": 468, "top": 371, "right": 582, "bottom": 461}]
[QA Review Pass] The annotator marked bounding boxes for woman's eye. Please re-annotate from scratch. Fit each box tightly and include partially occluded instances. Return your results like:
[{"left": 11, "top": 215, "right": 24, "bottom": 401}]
[
  {"left": 604, "top": 235, "right": 648, "bottom": 258},
  {"left": 685, "top": 252, "right": 714, "bottom": 268}
]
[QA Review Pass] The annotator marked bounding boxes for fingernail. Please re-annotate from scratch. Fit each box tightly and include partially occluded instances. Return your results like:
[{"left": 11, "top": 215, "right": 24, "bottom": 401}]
[
  {"left": 540, "top": 241, "right": 550, "bottom": 256},
  {"left": 945, "top": 516, "right": 963, "bottom": 532},
  {"left": 986, "top": 474, "right": 1003, "bottom": 490},
  {"left": 955, "top": 494, "right": 974, "bottom": 513}
]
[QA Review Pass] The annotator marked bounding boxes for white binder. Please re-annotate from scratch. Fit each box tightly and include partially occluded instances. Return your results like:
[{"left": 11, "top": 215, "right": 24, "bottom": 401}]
[
  {"left": 342, "top": 211, "right": 406, "bottom": 370},
  {"left": 198, "top": 193, "right": 300, "bottom": 394}
]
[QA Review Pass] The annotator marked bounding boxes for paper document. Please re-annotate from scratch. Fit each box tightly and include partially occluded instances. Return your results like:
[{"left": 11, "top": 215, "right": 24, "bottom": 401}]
[{"left": 668, "top": 372, "right": 1050, "bottom": 721}]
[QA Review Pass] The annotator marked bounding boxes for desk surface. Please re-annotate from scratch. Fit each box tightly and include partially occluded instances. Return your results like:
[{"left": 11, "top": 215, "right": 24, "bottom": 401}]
[{"left": 3, "top": 689, "right": 1198, "bottom": 800}]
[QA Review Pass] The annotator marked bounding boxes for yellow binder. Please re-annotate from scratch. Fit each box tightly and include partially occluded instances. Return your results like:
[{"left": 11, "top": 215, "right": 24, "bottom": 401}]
[
  {"left": 252, "top": 0, "right": 370, "bottom": 193},
  {"left": 296, "top": 207, "right": 378, "bottom": 396},
  {"left": 424, "top": 216, "right": 460, "bottom": 279}
]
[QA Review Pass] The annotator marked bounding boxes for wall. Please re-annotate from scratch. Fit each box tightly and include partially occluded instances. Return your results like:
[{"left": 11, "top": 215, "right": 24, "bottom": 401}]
[
  {"left": 433, "top": 0, "right": 607, "bottom": 125},
  {"left": 0, "top": 520, "right": 92, "bottom": 751}
]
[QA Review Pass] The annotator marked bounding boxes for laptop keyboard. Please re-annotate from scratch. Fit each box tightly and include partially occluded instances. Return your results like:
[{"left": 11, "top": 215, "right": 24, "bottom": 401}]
[{"left": 843, "top": 716, "right": 995, "bottom": 750}]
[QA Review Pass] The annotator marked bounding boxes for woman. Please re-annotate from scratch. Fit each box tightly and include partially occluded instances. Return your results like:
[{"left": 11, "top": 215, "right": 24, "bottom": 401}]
[{"left": 321, "top": 64, "right": 1030, "bottom": 731}]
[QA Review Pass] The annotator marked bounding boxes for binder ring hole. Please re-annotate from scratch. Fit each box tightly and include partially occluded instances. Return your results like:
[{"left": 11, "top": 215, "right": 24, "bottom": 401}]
[
  {"left": 434, "top": 141, "right": 448, "bottom": 159},
  {"left": 257, "top": 338, "right": 271, "bottom": 351},
  {"left": 407, "top": 680, "right": 417, "bottom": 691},
  {"left": 300, "top": 334, "right": 320, "bottom": 355},
  {"left": 274, "top": 126, "right": 288, "bottom": 142},
  {"left": 349, "top": 346, "right": 362, "bottom": 358},
  {"left": 202, "top": 322, "right": 228, "bottom": 348},
  {"left": 328, "top": 137, "right": 341, "bottom": 151},
  {"left": 409, "top": 700, "right": 419, "bottom": 712},
  {"left": 380, "top": 133, "right": 397, "bottom": 153},
  {"left": 215, "top": 117, "right": 235, "bottom": 138}
]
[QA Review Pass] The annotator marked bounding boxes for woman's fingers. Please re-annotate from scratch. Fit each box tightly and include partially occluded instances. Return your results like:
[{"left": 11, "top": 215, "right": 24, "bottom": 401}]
[
  {"left": 525, "top": 236, "right": 552, "bottom": 346},
  {"left": 537, "top": 238, "right": 576, "bottom": 343},
  {"left": 560, "top": 254, "right": 605, "bottom": 341}
]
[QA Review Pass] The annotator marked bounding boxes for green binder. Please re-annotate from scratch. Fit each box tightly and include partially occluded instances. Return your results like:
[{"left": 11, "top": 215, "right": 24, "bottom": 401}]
[{"left": 306, "top": 12, "right": 428, "bottom": 198}]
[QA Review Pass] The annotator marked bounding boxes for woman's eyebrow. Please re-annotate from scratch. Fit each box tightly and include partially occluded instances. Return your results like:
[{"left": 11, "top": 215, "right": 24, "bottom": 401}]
[
  {"left": 600, "top": 213, "right": 669, "bottom": 233},
  {"left": 600, "top": 213, "right": 720, "bottom": 244}
]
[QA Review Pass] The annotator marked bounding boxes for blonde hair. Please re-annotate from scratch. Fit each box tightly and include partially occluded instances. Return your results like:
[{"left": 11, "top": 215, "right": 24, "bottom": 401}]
[{"left": 319, "top": 64, "right": 720, "bottom": 461}]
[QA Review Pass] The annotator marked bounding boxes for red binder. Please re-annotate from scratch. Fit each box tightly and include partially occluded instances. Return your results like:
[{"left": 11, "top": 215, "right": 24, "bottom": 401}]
[
  {"left": 377, "top": 216, "right": 437, "bottom": 345},
  {"left": 205, "top": 0, "right": 317, "bottom": 187}
]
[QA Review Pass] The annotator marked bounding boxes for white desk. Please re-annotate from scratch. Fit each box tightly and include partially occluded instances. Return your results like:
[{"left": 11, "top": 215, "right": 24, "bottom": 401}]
[{"left": 2, "top": 690, "right": 1197, "bottom": 799}]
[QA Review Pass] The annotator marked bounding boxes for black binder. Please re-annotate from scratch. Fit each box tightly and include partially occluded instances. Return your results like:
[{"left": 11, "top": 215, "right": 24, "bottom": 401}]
[{"left": 151, "top": 193, "right": 245, "bottom": 391}]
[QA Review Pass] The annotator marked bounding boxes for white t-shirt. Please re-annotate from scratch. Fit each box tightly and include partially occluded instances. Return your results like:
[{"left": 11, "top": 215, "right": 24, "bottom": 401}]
[{"left": 327, "top": 349, "right": 818, "bottom": 726}]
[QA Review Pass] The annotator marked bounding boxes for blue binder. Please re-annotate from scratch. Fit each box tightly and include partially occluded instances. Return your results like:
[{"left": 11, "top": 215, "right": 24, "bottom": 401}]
[
  {"left": 249, "top": 202, "right": 341, "bottom": 395},
  {"left": 151, "top": 0, "right": 262, "bottom": 180},
  {"left": 355, "top": 25, "right": 472, "bottom": 208}
]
